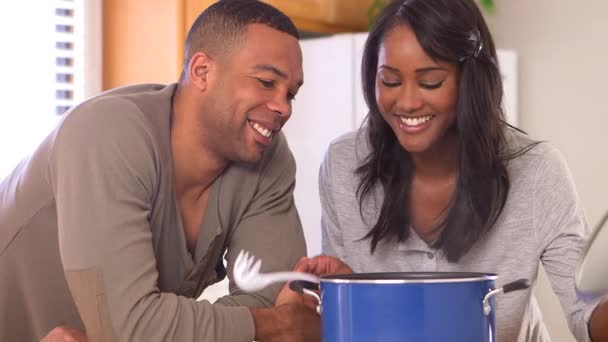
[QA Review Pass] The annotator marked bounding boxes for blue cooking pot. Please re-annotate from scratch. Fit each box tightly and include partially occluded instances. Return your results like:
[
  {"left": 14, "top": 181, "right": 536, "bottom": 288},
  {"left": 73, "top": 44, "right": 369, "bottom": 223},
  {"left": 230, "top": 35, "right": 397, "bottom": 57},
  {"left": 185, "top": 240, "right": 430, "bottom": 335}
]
[{"left": 291, "top": 272, "right": 529, "bottom": 342}]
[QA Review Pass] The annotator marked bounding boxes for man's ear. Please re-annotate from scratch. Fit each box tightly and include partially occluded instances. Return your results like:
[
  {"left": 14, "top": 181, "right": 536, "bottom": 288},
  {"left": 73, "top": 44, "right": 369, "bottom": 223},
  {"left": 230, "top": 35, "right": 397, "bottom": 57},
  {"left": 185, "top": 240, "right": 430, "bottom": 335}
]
[{"left": 187, "top": 52, "right": 214, "bottom": 91}]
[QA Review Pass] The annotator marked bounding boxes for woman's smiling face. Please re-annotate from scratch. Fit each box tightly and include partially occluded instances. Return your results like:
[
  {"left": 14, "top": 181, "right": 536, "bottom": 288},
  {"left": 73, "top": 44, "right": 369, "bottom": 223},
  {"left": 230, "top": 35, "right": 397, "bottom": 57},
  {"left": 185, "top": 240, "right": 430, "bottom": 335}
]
[{"left": 375, "top": 23, "right": 460, "bottom": 154}]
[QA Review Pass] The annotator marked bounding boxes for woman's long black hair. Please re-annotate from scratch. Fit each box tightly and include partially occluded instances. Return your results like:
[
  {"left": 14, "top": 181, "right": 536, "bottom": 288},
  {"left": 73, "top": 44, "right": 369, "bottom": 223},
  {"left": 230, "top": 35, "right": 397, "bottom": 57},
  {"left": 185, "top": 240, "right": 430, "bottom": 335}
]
[{"left": 357, "top": 0, "right": 531, "bottom": 261}]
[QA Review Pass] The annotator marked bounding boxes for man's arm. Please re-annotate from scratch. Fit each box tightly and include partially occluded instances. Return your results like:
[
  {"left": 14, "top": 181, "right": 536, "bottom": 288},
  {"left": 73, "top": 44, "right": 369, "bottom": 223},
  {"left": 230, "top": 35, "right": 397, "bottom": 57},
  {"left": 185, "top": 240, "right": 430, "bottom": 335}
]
[
  {"left": 215, "top": 132, "right": 307, "bottom": 309},
  {"left": 210, "top": 132, "right": 328, "bottom": 341},
  {"left": 50, "top": 98, "right": 255, "bottom": 342}
]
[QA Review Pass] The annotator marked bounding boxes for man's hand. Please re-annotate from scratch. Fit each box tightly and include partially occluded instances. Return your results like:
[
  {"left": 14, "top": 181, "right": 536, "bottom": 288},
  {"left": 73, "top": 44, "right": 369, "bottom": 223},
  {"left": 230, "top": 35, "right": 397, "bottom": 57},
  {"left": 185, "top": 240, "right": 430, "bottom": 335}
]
[
  {"left": 41, "top": 326, "right": 88, "bottom": 342},
  {"left": 252, "top": 304, "right": 320, "bottom": 342},
  {"left": 590, "top": 299, "right": 608, "bottom": 341},
  {"left": 276, "top": 278, "right": 318, "bottom": 310},
  {"left": 251, "top": 255, "right": 352, "bottom": 342}
]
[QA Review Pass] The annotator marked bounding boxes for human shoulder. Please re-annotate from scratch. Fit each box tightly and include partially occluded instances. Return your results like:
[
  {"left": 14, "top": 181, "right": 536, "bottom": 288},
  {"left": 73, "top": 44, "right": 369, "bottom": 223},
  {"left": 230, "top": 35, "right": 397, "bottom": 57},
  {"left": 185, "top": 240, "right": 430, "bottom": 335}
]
[
  {"left": 506, "top": 128, "right": 564, "bottom": 168},
  {"left": 505, "top": 128, "right": 572, "bottom": 192},
  {"left": 323, "top": 128, "right": 370, "bottom": 174},
  {"left": 49, "top": 85, "right": 174, "bottom": 192},
  {"left": 53, "top": 84, "right": 174, "bottom": 152},
  {"left": 327, "top": 130, "right": 362, "bottom": 154},
  {"left": 59, "top": 84, "right": 167, "bottom": 130}
]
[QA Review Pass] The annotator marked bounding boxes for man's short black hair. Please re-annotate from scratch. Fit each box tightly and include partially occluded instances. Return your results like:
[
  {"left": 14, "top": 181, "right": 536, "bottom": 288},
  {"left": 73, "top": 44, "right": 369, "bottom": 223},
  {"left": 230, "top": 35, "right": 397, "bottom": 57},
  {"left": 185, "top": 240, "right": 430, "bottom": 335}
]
[{"left": 183, "top": 0, "right": 299, "bottom": 71}]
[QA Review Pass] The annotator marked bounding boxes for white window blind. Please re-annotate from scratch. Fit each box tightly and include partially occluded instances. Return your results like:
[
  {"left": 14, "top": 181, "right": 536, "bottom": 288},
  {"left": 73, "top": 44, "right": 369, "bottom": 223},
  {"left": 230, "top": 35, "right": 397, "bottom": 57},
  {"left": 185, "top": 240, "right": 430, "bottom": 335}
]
[
  {"left": 54, "top": 0, "right": 102, "bottom": 115},
  {"left": 0, "top": 1, "right": 102, "bottom": 179}
]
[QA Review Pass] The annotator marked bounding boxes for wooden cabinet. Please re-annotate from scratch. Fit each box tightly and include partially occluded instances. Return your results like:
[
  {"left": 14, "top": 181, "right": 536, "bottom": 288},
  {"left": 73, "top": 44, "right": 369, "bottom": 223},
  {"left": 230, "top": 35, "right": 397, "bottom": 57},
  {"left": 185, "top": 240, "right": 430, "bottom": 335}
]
[
  {"left": 103, "top": 0, "right": 185, "bottom": 89},
  {"left": 102, "top": 0, "right": 218, "bottom": 89},
  {"left": 184, "top": 0, "right": 375, "bottom": 36},
  {"left": 262, "top": 0, "right": 374, "bottom": 33},
  {"left": 102, "top": 0, "right": 373, "bottom": 90}
]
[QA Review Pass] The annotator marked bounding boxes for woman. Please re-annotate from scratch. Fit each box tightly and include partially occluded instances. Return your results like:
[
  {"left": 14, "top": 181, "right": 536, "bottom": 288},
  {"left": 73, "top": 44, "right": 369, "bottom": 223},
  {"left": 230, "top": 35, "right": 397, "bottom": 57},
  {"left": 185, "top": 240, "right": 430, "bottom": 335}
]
[{"left": 316, "top": 0, "right": 608, "bottom": 340}]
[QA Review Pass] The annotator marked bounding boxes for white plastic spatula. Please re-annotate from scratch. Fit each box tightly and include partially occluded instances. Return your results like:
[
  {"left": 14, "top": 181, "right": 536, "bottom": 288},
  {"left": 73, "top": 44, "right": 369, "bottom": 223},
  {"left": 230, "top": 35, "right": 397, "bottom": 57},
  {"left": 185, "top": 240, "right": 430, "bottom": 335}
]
[
  {"left": 233, "top": 250, "right": 319, "bottom": 292},
  {"left": 576, "top": 211, "right": 608, "bottom": 294}
]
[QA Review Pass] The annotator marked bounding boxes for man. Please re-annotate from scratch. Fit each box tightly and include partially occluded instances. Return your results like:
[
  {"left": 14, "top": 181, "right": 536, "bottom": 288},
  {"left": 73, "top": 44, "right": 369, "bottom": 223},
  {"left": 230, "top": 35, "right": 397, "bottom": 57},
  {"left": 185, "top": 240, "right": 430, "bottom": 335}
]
[{"left": 0, "top": 1, "right": 323, "bottom": 341}]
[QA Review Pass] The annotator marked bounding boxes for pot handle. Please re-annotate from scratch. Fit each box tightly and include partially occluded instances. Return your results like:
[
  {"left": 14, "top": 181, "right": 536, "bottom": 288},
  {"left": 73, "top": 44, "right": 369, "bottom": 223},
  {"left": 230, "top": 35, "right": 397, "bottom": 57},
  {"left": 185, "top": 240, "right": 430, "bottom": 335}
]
[
  {"left": 482, "top": 278, "right": 530, "bottom": 316},
  {"left": 289, "top": 280, "right": 322, "bottom": 315}
]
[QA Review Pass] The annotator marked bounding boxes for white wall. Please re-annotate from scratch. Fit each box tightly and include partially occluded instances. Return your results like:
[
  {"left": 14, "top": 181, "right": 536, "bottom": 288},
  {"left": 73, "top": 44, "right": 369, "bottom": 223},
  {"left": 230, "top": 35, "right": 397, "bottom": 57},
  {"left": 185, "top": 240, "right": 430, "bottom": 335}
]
[
  {"left": 283, "top": 34, "right": 359, "bottom": 256},
  {"left": 485, "top": 1, "right": 608, "bottom": 341}
]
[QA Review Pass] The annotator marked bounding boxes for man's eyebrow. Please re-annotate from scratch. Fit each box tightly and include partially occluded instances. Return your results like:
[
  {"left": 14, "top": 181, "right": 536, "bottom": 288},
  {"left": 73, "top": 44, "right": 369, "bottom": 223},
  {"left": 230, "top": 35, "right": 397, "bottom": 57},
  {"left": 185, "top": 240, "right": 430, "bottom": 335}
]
[
  {"left": 253, "top": 64, "right": 287, "bottom": 79},
  {"left": 254, "top": 64, "right": 303, "bottom": 87}
]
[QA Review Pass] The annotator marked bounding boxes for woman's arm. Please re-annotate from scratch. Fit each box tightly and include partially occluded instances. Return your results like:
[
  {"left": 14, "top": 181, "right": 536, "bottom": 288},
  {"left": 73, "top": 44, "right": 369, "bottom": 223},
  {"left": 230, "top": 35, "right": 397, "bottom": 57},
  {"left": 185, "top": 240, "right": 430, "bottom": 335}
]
[{"left": 532, "top": 143, "right": 604, "bottom": 342}]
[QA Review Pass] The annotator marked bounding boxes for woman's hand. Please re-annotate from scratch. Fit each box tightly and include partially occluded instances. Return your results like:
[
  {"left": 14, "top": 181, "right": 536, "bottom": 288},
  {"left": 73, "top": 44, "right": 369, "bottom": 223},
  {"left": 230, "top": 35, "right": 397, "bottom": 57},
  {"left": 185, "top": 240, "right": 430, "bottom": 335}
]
[
  {"left": 275, "top": 255, "right": 353, "bottom": 309},
  {"left": 292, "top": 255, "right": 354, "bottom": 277}
]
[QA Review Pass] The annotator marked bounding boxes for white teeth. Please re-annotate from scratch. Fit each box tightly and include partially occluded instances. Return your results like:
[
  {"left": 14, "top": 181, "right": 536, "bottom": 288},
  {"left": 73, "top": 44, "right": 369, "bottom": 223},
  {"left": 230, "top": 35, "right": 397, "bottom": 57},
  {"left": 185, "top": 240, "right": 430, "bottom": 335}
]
[
  {"left": 252, "top": 122, "right": 272, "bottom": 138},
  {"left": 400, "top": 115, "right": 433, "bottom": 126}
]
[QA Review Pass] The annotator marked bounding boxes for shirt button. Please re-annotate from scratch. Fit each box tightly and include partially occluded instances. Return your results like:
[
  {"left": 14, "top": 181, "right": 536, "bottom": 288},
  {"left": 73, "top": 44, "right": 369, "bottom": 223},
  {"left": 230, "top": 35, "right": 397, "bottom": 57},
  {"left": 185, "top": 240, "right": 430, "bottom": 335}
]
[{"left": 427, "top": 253, "right": 434, "bottom": 259}]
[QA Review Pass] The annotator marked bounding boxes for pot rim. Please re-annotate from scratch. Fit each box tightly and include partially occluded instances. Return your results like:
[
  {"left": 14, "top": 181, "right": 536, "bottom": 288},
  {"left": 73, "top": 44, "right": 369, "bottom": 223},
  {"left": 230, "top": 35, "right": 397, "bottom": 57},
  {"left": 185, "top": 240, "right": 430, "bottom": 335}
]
[{"left": 320, "top": 272, "right": 498, "bottom": 284}]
